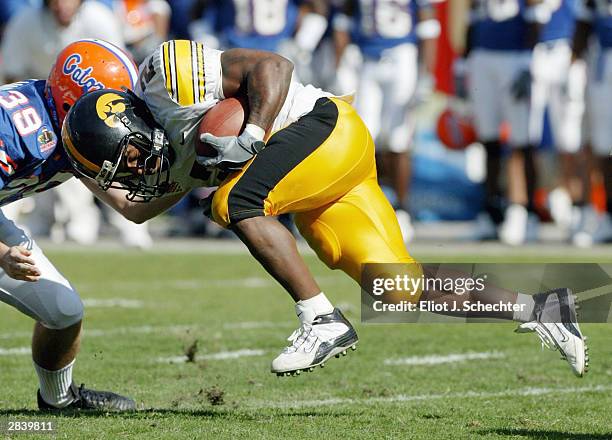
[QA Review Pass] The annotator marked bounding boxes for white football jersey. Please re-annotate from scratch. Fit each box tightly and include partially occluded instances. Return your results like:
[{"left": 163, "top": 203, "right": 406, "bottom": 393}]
[{"left": 134, "top": 40, "right": 331, "bottom": 193}]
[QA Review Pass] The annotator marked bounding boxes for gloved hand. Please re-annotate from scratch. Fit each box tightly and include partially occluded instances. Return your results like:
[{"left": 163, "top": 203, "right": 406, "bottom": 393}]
[
  {"left": 510, "top": 69, "right": 532, "bottom": 100},
  {"left": 197, "top": 128, "right": 265, "bottom": 171}
]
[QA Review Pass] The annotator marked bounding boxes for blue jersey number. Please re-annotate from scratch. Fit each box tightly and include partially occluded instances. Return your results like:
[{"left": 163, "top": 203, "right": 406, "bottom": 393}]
[
  {"left": 0, "top": 90, "right": 42, "bottom": 136},
  {"left": 234, "top": 0, "right": 289, "bottom": 36},
  {"left": 360, "top": 0, "right": 413, "bottom": 39}
]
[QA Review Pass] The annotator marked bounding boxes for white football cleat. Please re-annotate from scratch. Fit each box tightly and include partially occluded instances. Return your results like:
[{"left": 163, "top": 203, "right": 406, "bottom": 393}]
[
  {"left": 573, "top": 209, "right": 612, "bottom": 248},
  {"left": 271, "top": 308, "right": 358, "bottom": 376},
  {"left": 470, "top": 212, "right": 498, "bottom": 241},
  {"left": 499, "top": 204, "right": 528, "bottom": 246},
  {"left": 515, "top": 288, "right": 588, "bottom": 377}
]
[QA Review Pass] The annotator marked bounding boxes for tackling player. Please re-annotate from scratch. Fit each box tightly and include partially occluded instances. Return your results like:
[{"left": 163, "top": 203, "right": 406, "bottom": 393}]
[
  {"left": 334, "top": 0, "right": 440, "bottom": 241},
  {"left": 0, "top": 40, "right": 137, "bottom": 411},
  {"left": 62, "top": 39, "right": 587, "bottom": 378}
]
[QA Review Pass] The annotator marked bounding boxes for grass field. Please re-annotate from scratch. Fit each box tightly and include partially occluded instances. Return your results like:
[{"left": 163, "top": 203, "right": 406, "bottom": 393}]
[{"left": 0, "top": 243, "right": 611, "bottom": 439}]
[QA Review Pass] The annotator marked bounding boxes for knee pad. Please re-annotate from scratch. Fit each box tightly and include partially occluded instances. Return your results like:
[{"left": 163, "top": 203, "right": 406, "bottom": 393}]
[{"left": 38, "top": 285, "right": 84, "bottom": 330}]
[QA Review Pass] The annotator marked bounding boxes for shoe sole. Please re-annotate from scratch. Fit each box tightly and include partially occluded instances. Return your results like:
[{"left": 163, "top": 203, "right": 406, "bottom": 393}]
[{"left": 274, "top": 342, "right": 358, "bottom": 377}]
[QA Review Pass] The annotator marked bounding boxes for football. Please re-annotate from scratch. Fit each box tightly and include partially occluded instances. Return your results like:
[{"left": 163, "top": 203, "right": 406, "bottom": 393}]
[{"left": 195, "top": 97, "right": 249, "bottom": 157}]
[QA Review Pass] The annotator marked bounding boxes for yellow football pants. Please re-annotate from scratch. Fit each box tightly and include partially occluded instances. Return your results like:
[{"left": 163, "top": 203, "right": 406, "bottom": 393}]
[{"left": 211, "top": 97, "right": 418, "bottom": 289}]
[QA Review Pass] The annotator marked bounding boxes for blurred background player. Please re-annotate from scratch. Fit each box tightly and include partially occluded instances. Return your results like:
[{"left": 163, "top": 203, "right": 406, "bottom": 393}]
[
  {"left": 528, "top": 0, "right": 587, "bottom": 241},
  {"left": 571, "top": 0, "right": 612, "bottom": 246},
  {"left": 101, "top": 0, "right": 171, "bottom": 64},
  {"left": 190, "top": 0, "right": 328, "bottom": 80},
  {"left": 333, "top": 0, "right": 440, "bottom": 242},
  {"left": 462, "top": 0, "right": 550, "bottom": 245},
  {"left": 0, "top": 39, "right": 137, "bottom": 410},
  {"left": 0, "top": 0, "right": 152, "bottom": 248}
]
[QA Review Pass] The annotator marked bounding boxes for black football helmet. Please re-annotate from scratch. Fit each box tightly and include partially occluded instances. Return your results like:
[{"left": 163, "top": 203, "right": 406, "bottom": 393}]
[{"left": 61, "top": 88, "right": 171, "bottom": 202}]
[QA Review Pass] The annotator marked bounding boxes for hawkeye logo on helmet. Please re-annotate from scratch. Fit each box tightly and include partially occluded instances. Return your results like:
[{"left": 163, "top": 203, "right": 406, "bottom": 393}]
[
  {"left": 96, "top": 93, "right": 128, "bottom": 128},
  {"left": 62, "top": 54, "right": 105, "bottom": 92}
]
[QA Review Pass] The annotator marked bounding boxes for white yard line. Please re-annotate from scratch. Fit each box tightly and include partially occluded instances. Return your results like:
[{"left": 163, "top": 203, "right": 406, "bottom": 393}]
[
  {"left": 1, "top": 344, "right": 269, "bottom": 361},
  {"left": 0, "top": 347, "right": 30, "bottom": 355},
  {"left": 384, "top": 351, "right": 506, "bottom": 366},
  {"left": 251, "top": 385, "right": 612, "bottom": 409},
  {"left": 223, "top": 321, "right": 291, "bottom": 329},
  {"left": 0, "top": 321, "right": 294, "bottom": 340},
  {"left": 74, "top": 275, "right": 348, "bottom": 292},
  {"left": 156, "top": 348, "right": 267, "bottom": 364},
  {"left": 82, "top": 298, "right": 144, "bottom": 308}
]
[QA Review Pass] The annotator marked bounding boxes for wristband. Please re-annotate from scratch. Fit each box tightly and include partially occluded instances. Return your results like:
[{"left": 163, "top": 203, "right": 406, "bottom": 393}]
[
  {"left": 524, "top": 4, "right": 552, "bottom": 24},
  {"left": 244, "top": 123, "right": 266, "bottom": 141},
  {"left": 333, "top": 13, "right": 351, "bottom": 32},
  {"left": 416, "top": 19, "right": 441, "bottom": 40}
]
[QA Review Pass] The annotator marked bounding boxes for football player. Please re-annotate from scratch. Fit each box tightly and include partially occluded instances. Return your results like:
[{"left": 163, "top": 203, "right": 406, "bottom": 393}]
[
  {"left": 571, "top": 0, "right": 612, "bottom": 246},
  {"left": 333, "top": 0, "right": 440, "bottom": 241},
  {"left": 62, "top": 39, "right": 587, "bottom": 378},
  {"left": 192, "top": 0, "right": 329, "bottom": 80},
  {"left": 528, "top": 0, "right": 586, "bottom": 239},
  {"left": 463, "top": 0, "right": 550, "bottom": 245},
  {"left": 0, "top": 39, "right": 137, "bottom": 411}
]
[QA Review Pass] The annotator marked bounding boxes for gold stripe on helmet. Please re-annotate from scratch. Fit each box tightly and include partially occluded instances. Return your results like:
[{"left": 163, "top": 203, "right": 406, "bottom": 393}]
[{"left": 61, "top": 120, "right": 102, "bottom": 173}]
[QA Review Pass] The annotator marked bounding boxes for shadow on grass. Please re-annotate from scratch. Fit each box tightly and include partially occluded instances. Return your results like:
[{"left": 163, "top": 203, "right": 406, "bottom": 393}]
[{"left": 480, "top": 428, "right": 612, "bottom": 439}]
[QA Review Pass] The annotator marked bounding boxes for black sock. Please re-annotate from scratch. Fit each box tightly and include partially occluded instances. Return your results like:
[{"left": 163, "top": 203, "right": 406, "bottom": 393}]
[{"left": 483, "top": 140, "right": 504, "bottom": 224}]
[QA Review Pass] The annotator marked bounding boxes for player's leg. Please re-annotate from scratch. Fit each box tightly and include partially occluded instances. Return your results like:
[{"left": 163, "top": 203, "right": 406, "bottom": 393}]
[
  {"left": 354, "top": 58, "right": 383, "bottom": 147},
  {"left": 548, "top": 53, "right": 587, "bottom": 235},
  {"left": 574, "top": 60, "right": 612, "bottom": 246},
  {"left": 211, "top": 98, "right": 374, "bottom": 298},
  {"left": 295, "top": 172, "right": 587, "bottom": 376},
  {"left": 467, "top": 50, "right": 505, "bottom": 237},
  {"left": 231, "top": 216, "right": 321, "bottom": 302},
  {"left": 499, "top": 52, "right": 538, "bottom": 245},
  {"left": 52, "top": 179, "right": 100, "bottom": 244},
  {"left": 210, "top": 98, "right": 375, "bottom": 374},
  {"left": 294, "top": 174, "right": 416, "bottom": 283},
  {"left": 528, "top": 43, "right": 551, "bottom": 156},
  {"left": 382, "top": 43, "right": 419, "bottom": 241},
  {"left": 0, "top": 210, "right": 135, "bottom": 410},
  {"left": 296, "top": 182, "right": 587, "bottom": 376}
]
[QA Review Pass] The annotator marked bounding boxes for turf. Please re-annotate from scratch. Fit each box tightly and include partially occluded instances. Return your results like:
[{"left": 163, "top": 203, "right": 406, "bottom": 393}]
[{"left": 0, "top": 246, "right": 610, "bottom": 439}]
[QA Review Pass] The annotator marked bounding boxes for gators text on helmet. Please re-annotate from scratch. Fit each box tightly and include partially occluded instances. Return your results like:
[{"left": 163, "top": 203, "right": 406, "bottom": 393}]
[{"left": 46, "top": 39, "right": 139, "bottom": 126}]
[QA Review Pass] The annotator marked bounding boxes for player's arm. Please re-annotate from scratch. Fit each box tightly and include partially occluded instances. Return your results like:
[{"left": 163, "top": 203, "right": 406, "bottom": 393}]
[
  {"left": 293, "top": 0, "right": 329, "bottom": 53},
  {"left": 332, "top": 0, "right": 355, "bottom": 67},
  {"left": 449, "top": 0, "right": 471, "bottom": 55},
  {"left": 198, "top": 48, "right": 294, "bottom": 169},
  {"left": 416, "top": 3, "right": 441, "bottom": 75},
  {"left": 220, "top": 48, "right": 294, "bottom": 133},
  {"left": 81, "top": 178, "right": 188, "bottom": 224}
]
